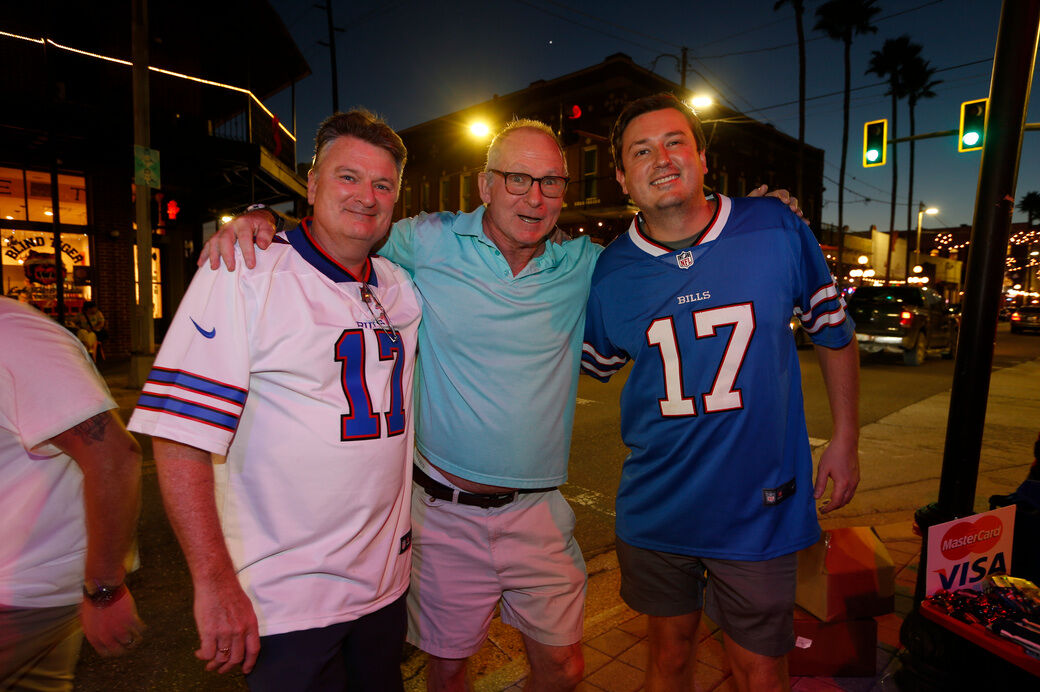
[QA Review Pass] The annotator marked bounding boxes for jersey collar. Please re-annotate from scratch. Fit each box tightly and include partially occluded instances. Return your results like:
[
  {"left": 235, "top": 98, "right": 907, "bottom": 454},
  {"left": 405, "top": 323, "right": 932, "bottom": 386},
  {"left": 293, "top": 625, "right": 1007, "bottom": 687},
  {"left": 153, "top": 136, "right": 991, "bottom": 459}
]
[
  {"left": 627, "top": 194, "right": 731, "bottom": 257},
  {"left": 283, "top": 218, "right": 376, "bottom": 286}
]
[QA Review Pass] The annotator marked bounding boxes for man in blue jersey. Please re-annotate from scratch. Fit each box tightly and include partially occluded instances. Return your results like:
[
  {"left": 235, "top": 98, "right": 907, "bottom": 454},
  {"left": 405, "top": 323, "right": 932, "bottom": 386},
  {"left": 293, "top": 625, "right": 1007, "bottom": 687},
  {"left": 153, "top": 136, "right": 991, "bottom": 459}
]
[{"left": 581, "top": 93, "right": 860, "bottom": 691}]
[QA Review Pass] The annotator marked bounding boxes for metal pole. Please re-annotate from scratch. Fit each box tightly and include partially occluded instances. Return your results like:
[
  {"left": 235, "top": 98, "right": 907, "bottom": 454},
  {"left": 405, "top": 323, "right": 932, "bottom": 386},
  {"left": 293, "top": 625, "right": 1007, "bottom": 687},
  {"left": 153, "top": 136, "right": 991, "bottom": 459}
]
[
  {"left": 325, "top": 1, "right": 339, "bottom": 112},
  {"left": 43, "top": 41, "right": 66, "bottom": 324},
  {"left": 915, "top": 204, "right": 923, "bottom": 269},
  {"left": 680, "top": 46, "right": 688, "bottom": 90},
  {"left": 130, "top": 0, "right": 155, "bottom": 386}
]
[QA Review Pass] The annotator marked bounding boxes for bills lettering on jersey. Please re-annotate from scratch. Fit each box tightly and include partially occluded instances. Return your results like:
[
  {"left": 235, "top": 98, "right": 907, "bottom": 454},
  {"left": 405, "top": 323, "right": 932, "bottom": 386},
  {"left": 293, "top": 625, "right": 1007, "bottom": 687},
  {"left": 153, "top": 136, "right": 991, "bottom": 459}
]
[{"left": 677, "top": 290, "right": 711, "bottom": 305}]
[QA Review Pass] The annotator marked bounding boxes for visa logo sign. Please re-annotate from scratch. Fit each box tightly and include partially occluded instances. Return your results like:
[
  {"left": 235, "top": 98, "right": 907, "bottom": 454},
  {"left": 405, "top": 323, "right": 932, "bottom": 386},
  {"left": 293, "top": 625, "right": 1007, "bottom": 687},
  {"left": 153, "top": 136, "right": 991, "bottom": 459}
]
[{"left": 933, "top": 552, "right": 1008, "bottom": 591}]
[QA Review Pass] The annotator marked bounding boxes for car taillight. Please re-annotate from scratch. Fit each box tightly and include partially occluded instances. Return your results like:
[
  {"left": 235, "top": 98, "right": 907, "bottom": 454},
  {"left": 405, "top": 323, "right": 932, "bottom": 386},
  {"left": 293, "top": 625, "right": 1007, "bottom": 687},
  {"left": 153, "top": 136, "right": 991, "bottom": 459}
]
[
  {"left": 1010, "top": 312, "right": 1021, "bottom": 322},
  {"left": 900, "top": 310, "right": 913, "bottom": 327}
]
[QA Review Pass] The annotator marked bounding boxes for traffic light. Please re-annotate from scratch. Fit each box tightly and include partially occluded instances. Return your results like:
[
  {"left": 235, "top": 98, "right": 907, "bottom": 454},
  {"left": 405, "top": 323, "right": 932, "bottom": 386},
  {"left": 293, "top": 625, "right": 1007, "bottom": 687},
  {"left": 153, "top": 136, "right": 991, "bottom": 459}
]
[
  {"left": 863, "top": 119, "right": 887, "bottom": 168},
  {"left": 959, "top": 98, "right": 987, "bottom": 152},
  {"left": 560, "top": 104, "right": 582, "bottom": 145}
]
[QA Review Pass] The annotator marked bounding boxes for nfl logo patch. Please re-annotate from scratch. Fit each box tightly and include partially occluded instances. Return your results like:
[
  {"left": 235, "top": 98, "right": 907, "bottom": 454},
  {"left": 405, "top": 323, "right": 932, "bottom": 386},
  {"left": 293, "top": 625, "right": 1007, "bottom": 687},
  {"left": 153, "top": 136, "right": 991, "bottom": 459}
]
[{"left": 677, "top": 250, "right": 694, "bottom": 269}]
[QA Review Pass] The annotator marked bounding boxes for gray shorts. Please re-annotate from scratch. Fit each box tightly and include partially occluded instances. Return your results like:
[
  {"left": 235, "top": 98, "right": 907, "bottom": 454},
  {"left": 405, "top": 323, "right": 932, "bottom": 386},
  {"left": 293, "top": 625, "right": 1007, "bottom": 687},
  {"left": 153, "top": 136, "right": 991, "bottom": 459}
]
[{"left": 616, "top": 537, "right": 798, "bottom": 657}]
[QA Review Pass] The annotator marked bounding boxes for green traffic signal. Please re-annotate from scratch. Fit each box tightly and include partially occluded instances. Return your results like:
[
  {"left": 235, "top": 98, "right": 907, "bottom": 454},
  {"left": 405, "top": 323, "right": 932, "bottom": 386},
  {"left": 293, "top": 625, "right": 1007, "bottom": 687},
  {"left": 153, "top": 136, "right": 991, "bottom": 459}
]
[
  {"left": 863, "top": 119, "right": 887, "bottom": 168},
  {"left": 959, "top": 98, "right": 987, "bottom": 152}
]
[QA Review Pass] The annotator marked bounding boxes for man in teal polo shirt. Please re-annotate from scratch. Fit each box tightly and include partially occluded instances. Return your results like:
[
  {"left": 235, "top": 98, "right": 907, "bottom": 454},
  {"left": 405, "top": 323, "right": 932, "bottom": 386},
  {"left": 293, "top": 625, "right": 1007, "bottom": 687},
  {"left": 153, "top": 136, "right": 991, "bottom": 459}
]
[
  {"left": 204, "top": 116, "right": 799, "bottom": 691},
  {"left": 209, "top": 119, "right": 596, "bottom": 690}
]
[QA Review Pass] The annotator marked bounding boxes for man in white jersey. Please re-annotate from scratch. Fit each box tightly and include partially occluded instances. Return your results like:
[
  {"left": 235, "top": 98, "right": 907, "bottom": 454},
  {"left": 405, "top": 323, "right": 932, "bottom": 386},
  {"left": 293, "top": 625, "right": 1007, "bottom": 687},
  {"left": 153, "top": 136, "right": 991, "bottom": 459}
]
[
  {"left": 129, "top": 110, "right": 421, "bottom": 690},
  {"left": 1, "top": 296, "right": 143, "bottom": 691}
]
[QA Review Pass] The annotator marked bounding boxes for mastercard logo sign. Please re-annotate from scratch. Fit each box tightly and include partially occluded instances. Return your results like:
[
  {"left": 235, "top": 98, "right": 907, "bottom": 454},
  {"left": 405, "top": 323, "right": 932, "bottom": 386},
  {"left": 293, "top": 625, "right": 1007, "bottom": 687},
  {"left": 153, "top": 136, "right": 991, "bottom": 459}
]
[{"left": 939, "top": 514, "right": 1003, "bottom": 561}]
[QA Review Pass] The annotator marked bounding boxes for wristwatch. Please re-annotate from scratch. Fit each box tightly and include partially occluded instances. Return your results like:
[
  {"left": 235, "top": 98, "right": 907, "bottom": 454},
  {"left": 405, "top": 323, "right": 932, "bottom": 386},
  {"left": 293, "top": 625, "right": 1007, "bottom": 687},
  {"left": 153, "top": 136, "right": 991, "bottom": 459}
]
[
  {"left": 245, "top": 203, "right": 286, "bottom": 233},
  {"left": 83, "top": 579, "right": 127, "bottom": 608}
]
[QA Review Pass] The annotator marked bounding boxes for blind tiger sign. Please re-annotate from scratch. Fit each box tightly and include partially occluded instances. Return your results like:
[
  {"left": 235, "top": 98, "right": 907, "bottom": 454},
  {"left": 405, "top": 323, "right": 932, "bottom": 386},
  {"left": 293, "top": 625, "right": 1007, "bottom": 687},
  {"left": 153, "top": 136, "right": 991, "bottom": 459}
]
[{"left": 926, "top": 505, "right": 1016, "bottom": 597}]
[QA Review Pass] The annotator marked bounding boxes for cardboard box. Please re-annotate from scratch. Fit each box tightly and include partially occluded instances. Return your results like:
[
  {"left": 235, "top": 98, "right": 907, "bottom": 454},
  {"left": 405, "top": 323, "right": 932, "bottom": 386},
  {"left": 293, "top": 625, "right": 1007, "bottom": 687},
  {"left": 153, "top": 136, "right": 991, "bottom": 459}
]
[
  {"left": 796, "top": 527, "right": 895, "bottom": 622},
  {"left": 789, "top": 608, "right": 878, "bottom": 677}
]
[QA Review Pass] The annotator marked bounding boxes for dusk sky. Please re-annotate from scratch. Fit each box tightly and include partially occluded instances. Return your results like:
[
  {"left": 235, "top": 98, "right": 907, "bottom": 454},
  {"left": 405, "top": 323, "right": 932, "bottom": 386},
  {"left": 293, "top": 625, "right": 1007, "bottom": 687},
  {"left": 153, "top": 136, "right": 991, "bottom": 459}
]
[{"left": 264, "top": 0, "right": 1038, "bottom": 234}]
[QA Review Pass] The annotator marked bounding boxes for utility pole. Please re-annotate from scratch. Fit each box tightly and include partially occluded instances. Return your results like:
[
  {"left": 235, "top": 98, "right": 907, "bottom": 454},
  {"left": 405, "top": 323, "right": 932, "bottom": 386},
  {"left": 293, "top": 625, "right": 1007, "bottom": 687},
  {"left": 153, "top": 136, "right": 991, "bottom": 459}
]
[
  {"left": 679, "top": 46, "right": 688, "bottom": 89},
  {"left": 130, "top": 0, "right": 155, "bottom": 386},
  {"left": 322, "top": 1, "right": 339, "bottom": 112},
  {"left": 651, "top": 47, "right": 689, "bottom": 90}
]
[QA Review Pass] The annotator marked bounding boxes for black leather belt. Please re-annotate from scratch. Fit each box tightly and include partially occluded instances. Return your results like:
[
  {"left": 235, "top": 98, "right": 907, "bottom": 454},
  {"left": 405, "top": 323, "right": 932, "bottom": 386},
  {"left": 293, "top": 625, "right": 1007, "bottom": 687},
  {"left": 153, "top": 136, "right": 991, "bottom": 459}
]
[{"left": 412, "top": 465, "right": 556, "bottom": 509}]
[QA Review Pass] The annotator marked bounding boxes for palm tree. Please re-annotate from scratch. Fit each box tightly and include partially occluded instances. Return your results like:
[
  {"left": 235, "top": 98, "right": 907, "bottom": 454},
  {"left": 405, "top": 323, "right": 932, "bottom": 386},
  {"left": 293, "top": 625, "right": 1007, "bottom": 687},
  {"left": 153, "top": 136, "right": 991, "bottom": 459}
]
[
  {"left": 902, "top": 57, "right": 941, "bottom": 274},
  {"left": 866, "top": 36, "right": 920, "bottom": 282},
  {"left": 774, "top": 0, "right": 807, "bottom": 204},
  {"left": 1019, "top": 191, "right": 1040, "bottom": 227},
  {"left": 815, "top": 0, "right": 881, "bottom": 288}
]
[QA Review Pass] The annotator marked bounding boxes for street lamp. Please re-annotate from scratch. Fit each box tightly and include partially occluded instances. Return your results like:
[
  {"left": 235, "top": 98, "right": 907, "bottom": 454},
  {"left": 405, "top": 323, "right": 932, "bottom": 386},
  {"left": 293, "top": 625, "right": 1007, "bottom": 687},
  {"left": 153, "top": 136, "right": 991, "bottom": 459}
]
[
  {"left": 690, "top": 94, "right": 714, "bottom": 110},
  {"left": 915, "top": 202, "right": 939, "bottom": 269},
  {"left": 469, "top": 122, "right": 491, "bottom": 138}
]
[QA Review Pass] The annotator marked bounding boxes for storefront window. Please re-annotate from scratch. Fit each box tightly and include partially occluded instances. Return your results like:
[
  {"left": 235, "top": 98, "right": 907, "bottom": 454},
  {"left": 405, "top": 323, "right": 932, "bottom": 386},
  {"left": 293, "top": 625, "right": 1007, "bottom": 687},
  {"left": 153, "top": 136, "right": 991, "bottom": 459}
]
[
  {"left": 1, "top": 229, "right": 92, "bottom": 315},
  {"left": 0, "top": 168, "right": 88, "bottom": 225},
  {"left": 133, "top": 245, "right": 163, "bottom": 319}
]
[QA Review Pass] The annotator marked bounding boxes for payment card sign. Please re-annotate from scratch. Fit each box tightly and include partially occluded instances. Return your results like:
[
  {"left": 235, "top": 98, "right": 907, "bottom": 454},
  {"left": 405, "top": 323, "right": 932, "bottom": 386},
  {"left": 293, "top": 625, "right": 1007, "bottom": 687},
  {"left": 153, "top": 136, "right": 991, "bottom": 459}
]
[{"left": 925, "top": 504, "right": 1015, "bottom": 597}]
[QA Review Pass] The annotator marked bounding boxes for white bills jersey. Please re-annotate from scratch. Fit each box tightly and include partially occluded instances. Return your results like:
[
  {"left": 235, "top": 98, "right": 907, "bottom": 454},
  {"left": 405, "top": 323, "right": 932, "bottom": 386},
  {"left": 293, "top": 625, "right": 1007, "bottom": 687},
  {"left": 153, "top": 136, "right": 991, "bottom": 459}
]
[{"left": 129, "top": 221, "right": 421, "bottom": 635}]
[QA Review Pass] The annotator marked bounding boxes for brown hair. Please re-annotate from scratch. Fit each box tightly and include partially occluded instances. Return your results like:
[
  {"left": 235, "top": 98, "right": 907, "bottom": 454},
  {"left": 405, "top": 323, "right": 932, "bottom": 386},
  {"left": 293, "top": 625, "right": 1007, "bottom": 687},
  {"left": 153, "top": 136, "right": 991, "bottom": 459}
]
[
  {"left": 311, "top": 109, "right": 407, "bottom": 178},
  {"left": 610, "top": 93, "right": 707, "bottom": 171}
]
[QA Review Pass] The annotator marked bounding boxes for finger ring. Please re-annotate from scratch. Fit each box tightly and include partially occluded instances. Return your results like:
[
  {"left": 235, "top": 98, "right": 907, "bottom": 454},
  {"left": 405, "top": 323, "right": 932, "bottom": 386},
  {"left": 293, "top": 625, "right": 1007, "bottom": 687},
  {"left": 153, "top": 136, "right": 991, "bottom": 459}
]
[{"left": 218, "top": 647, "right": 230, "bottom": 655}]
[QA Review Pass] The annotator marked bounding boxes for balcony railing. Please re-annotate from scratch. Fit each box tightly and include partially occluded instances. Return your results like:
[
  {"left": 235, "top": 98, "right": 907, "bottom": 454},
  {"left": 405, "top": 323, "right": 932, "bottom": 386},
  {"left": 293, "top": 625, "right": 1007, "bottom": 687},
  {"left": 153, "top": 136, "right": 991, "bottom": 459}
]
[{"left": 213, "top": 96, "right": 297, "bottom": 172}]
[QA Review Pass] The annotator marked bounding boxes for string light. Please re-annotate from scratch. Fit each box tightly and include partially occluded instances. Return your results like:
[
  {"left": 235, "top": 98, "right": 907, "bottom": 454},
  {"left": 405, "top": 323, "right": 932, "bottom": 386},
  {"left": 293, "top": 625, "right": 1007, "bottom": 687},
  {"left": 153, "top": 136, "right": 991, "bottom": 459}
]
[{"left": 1, "top": 30, "right": 295, "bottom": 143}]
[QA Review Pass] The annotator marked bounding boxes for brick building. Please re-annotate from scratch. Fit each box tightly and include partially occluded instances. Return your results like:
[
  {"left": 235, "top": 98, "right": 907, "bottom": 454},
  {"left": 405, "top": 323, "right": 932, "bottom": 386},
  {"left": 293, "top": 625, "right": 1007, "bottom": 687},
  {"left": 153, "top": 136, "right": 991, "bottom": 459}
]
[
  {"left": 393, "top": 53, "right": 825, "bottom": 245},
  {"left": 0, "top": 0, "right": 309, "bottom": 356}
]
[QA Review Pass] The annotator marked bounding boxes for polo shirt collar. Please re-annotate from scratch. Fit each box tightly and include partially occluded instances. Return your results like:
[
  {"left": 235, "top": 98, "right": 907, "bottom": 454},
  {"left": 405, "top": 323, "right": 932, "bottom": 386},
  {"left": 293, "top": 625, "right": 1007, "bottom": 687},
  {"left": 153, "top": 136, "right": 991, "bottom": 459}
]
[{"left": 459, "top": 205, "right": 565, "bottom": 275}]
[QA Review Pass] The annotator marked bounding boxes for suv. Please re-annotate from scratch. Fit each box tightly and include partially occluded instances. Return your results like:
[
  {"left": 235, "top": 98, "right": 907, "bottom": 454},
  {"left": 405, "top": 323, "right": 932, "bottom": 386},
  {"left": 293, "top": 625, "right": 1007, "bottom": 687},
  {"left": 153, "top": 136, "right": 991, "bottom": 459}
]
[
  {"left": 847, "top": 286, "right": 959, "bottom": 365},
  {"left": 1010, "top": 306, "right": 1040, "bottom": 334}
]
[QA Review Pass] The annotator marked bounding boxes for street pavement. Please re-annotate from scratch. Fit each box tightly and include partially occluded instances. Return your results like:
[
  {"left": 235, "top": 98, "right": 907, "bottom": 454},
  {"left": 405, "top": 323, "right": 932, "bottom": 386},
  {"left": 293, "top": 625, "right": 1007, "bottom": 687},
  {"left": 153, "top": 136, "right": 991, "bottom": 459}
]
[{"left": 74, "top": 335, "right": 1040, "bottom": 690}]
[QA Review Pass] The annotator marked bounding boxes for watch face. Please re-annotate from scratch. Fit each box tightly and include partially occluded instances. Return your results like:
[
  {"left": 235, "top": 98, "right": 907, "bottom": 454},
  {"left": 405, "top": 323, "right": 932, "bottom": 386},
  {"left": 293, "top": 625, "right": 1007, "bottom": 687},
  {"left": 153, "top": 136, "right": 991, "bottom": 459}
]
[{"left": 83, "top": 580, "right": 125, "bottom": 605}]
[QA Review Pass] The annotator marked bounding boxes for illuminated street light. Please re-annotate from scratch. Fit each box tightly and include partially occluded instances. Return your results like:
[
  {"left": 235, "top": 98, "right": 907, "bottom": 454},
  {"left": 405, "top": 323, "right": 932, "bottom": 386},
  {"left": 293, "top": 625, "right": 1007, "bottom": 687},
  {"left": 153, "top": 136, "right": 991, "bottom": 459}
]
[
  {"left": 689, "top": 94, "right": 713, "bottom": 110},
  {"left": 849, "top": 268, "right": 863, "bottom": 278},
  {"left": 915, "top": 203, "right": 939, "bottom": 270},
  {"left": 469, "top": 122, "right": 491, "bottom": 138},
  {"left": 220, "top": 215, "right": 233, "bottom": 225},
  {"left": 858, "top": 255, "right": 869, "bottom": 266}
]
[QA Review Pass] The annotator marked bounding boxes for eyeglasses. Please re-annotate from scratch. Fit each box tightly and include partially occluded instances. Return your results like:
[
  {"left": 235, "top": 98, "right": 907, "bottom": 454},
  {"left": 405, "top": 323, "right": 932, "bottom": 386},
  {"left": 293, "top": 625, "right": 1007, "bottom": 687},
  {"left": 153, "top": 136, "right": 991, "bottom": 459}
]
[
  {"left": 359, "top": 282, "right": 399, "bottom": 343},
  {"left": 487, "top": 169, "right": 570, "bottom": 198}
]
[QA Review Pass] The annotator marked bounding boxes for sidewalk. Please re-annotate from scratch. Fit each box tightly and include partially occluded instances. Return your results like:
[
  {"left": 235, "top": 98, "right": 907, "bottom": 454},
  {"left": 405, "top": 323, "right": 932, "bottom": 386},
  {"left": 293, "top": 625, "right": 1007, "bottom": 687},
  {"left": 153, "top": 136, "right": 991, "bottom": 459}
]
[
  {"left": 397, "top": 356, "right": 1040, "bottom": 691},
  {"left": 97, "top": 354, "right": 1039, "bottom": 691}
]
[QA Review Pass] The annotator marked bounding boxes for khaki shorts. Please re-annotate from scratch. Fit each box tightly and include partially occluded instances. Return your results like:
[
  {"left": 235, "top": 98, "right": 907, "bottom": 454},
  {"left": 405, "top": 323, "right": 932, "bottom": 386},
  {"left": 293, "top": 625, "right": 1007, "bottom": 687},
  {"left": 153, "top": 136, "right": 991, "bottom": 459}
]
[
  {"left": 407, "top": 483, "right": 587, "bottom": 658},
  {"left": 616, "top": 537, "right": 798, "bottom": 657},
  {"left": 0, "top": 603, "right": 82, "bottom": 692}
]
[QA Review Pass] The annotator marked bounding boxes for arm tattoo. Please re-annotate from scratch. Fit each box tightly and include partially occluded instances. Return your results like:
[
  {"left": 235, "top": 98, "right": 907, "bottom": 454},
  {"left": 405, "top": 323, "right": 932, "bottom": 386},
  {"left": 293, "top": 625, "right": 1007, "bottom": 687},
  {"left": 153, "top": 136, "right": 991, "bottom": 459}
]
[{"left": 71, "top": 412, "right": 110, "bottom": 444}]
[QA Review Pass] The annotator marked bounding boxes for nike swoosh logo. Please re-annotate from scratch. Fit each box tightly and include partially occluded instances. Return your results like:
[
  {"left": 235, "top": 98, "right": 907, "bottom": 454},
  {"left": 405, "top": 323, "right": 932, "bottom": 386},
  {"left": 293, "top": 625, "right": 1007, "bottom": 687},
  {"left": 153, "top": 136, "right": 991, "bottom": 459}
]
[{"left": 190, "top": 318, "right": 216, "bottom": 339}]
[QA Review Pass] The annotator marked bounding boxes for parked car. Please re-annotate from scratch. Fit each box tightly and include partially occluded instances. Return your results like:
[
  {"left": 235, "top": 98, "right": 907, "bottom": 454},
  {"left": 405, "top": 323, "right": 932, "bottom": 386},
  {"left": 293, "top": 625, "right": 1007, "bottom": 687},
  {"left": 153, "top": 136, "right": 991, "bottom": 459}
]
[
  {"left": 1010, "top": 306, "right": 1040, "bottom": 334},
  {"left": 847, "top": 286, "right": 959, "bottom": 366}
]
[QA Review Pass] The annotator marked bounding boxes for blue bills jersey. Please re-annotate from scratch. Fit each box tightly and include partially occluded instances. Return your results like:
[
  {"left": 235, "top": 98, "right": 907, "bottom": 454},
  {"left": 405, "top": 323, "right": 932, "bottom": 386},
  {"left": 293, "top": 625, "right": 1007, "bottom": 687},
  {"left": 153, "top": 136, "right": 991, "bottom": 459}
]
[{"left": 581, "top": 196, "right": 854, "bottom": 560}]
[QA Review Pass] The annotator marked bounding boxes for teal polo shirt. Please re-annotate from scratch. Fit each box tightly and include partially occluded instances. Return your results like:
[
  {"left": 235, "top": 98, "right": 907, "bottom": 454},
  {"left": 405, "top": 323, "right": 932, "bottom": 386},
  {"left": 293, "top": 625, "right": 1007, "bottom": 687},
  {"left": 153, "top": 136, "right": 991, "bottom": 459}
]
[{"left": 380, "top": 207, "right": 600, "bottom": 487}]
